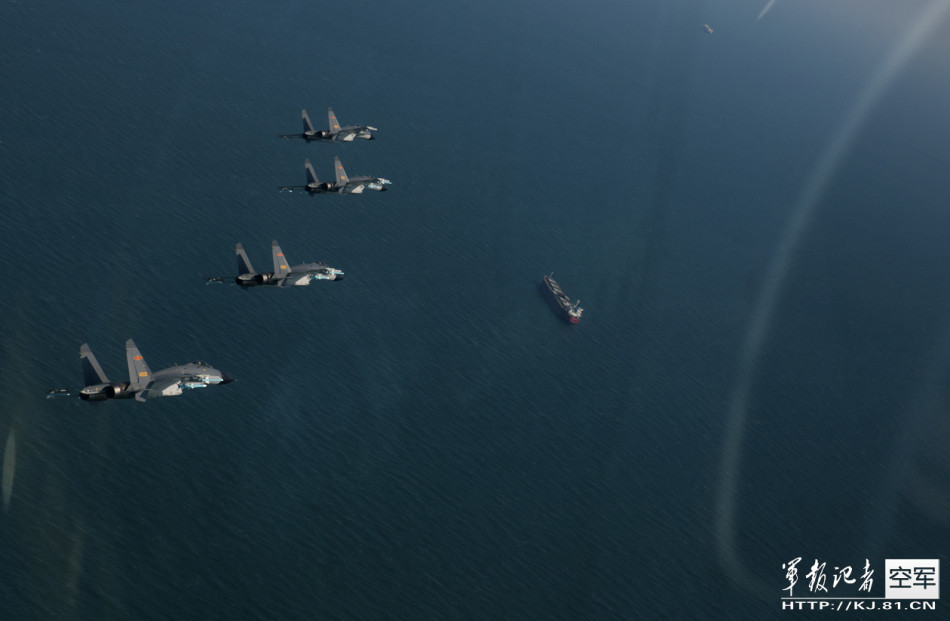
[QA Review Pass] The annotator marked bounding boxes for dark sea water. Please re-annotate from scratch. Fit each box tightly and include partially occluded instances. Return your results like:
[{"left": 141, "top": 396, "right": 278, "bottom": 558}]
[{"left": 2, "top": 0, "right": 950, "bottom": 618}]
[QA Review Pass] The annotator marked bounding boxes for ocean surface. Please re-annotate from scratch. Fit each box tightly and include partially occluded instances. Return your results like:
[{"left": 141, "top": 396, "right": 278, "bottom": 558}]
[{"left": 2, "top": 0, "right": 949, "bottom": 618}]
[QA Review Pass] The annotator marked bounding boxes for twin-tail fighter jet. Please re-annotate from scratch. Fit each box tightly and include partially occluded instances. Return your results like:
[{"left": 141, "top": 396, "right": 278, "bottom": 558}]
[
  {"left": 207, "top": 240, "right": 343, "bottom": 287},
  {"left": 280, "top": 157, "right": 390, "bottom": 195},
  {"left": 65, "top": 339, "right": 233, "bottom": 402},
  {"left": 279, "top": 108, "right": 377, "bottom": 142}
]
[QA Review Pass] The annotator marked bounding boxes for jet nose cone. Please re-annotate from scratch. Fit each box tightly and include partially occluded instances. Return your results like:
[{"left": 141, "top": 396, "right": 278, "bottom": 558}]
[{"left": 220, "top": 373, "right": 236, "bottom": 384}]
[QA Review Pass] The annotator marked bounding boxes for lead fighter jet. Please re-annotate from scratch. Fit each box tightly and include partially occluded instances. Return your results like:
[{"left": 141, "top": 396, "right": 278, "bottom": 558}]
[
  {"left": 279, "top": 108, "right": 377, "bottom": 142},
  {"left": 279, "top": 157, "right": 391, "bottom": 195},
  {"left": 68, "top": 339, "right": 233, "bottom": 402},
  {"left": 207, "top": 240, "right": 343, "bottom": 287}
]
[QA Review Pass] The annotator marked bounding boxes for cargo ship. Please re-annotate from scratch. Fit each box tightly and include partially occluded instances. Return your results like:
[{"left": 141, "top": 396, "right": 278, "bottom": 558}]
[{"left": 542, "top": 273, "right": 583, "bottom": 324}]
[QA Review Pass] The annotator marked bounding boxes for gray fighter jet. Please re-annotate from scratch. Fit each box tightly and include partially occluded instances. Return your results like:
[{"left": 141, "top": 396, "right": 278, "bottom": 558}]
[
  {"left": 279, "top": 108, "right": 377, "bottom": 142},
  {"left": 279, "top": 157, "right": 391, "bottom": 195},
  {"left": 73, "top": 339, "right": 233, "bottom": 402},
  {"left": 207, "top": 240, "right": 343, "bottom": 287}
]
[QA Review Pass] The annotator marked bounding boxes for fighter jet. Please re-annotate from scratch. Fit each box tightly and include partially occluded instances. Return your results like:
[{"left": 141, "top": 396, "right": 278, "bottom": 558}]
[
  {"left": 279, "top": 108, "right": 377, "bottom": 142},
  {"left": 279, "top": 157, "right": 391, "bottom": 195},
  {"left": 70, "top": 339, "right": 233, "bottom": 402},
  {"left": 207, "top": 240, "right": 343, "bottom": 287}
]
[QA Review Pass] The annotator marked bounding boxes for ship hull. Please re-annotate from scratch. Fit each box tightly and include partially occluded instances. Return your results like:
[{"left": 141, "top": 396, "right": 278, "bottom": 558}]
[{"left": 541, "top": 275, "right": 582, "bottom": 324}]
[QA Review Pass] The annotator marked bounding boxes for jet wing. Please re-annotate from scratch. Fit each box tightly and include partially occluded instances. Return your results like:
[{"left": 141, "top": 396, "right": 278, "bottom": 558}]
[
  {"left": 334, "top": 129, "right": 359, "bottom": 142},
  {"left": 134, "top": 378, "right": 181, "bottom": 401},
  {"left": 279, "top": 273, "right": 313, "bottom": 287}
]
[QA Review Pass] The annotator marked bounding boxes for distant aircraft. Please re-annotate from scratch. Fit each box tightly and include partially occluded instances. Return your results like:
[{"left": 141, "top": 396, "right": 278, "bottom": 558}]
[
  {"left": 280, "top": 157, "right": 391, "bottom": 194},
  {"left": 207, "top": 240, "right": 343, "bottom": 286},
  {"left": 279, "top": 108, "right": 377, "bottom": 142},
  {"left": 757, "top": 0, "right": 778, "bottom": 20},
  {"left": 66, "top": 339, "right": 233, "bottom": 402},
  {"left": 704, "top": 23, "right": 714, "bottom": 34}
]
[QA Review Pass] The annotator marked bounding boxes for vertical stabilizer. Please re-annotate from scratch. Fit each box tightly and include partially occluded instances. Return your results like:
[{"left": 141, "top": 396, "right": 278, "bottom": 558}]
[
  {"left": 271, "top": 240, "right": 291, "bottom": 279},
  {"left": 328, "top": 107, "right": 341, "bottom": 135},
  {"left": 305, "top": 159, "right": 320, "bottom": 186},
  {"left": 301, "top": 109, "right": 314, "bottom": 134},
  {"left": 80, "top": 343, "right": 109, "bottom": 386},
  {"left": 334, "top": 156, "right": 349, "bottom": 187},
  {"left": 236, "top": 243, "right": 255, "bottom": 276},
  {"left": 125, "top": 339, "right": 152, "bottom": 389}
]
